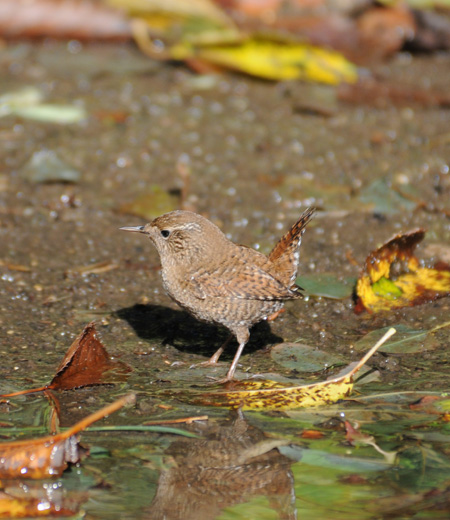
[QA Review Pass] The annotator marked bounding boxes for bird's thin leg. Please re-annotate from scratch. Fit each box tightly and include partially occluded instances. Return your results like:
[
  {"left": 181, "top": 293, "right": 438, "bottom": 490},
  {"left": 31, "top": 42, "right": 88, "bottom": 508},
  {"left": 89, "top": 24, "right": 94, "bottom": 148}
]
[
  {"left": 209, "top": 327, "right": 250, "bottom": 383},
  {"left": 190, "top": 334, "right": 232, "bottom": 368},
  {"left": 223, "top": 339, "right": 247, "bottom": 382}
]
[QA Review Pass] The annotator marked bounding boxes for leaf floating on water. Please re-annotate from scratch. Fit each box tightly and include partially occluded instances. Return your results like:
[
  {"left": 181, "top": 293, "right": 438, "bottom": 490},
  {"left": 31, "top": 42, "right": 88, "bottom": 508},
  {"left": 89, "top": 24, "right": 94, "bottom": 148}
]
[
  {"left": 195, "top": 328, "right": 396, "bottom": 410},
  {"left": 356, "top": 229, "right": 450, "bottom": 313},
  {"left": 0, "top": 394, "right": 135, "bottom": 479},
  {"left": 21, "top": 150, "right": 81, "bottom": 184}
]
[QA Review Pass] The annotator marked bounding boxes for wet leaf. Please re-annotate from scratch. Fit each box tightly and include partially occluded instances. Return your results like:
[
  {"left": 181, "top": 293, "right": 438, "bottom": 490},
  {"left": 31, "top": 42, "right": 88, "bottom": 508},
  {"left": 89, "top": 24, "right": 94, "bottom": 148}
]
[
  {"left": 196, "top": 329, "right": 396, "bottom": 410},
  {"left": 171, "top": 39, "right": 358, "bottom": 84},
  {"left": 0, "top": 322, "right": 131, "bottom": 398},
  {"left": 0, "top": 394, "right": 135, "bottom": 479},
  {"left": 50, "top": 322, "right": 131, "bottom": 391},
  {"left": 356, "top": 229, "right": 450, "bottom": 312},
  {"left": 271, "top": 343, "right": 345, "bottom": 372},
  {"left": 352, "top": 323, "right": 448, "bottom": 354},
  {"left": 21, "top": 150, "right": 81, "bottom": 184},
  {"left": 358, "top": 177, "right": 418, "bottom": 214},
  {"left": 119, "top": 185, "right": 178, "bottom": 220},
  {"left": 296, "top": 273, "right": 356, "bottom": 300}
]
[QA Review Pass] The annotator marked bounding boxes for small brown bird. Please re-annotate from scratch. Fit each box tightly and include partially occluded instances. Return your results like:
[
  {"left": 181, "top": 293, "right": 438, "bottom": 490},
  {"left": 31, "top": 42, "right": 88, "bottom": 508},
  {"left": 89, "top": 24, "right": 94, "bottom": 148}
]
[{"left": 121, "top": 208, "right": 315, "bottom": 382}]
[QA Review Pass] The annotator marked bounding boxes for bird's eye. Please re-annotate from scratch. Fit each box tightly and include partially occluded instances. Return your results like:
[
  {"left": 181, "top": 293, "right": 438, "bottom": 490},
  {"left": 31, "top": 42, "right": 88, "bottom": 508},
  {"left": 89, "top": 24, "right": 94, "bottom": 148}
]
[{"left": 160, "top": 229, "right": 170, "bottom": 238}]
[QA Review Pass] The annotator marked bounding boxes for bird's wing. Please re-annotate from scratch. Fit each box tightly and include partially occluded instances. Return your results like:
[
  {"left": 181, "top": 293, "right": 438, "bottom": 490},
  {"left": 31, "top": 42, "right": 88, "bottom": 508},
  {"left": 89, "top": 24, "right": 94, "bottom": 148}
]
[{"left": 191, "top": 261, "right": 298, "bottom": 301}]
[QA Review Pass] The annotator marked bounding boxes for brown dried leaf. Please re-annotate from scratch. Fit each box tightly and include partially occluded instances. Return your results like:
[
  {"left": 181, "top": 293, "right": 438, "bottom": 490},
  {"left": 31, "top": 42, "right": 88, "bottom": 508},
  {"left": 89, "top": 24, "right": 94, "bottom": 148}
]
[
  {"left": 0, "top": 0, "right": 131, "bottom": 40},
  {"left": 338, "top": 78, "right": 450, "bottom": 108},
  {"left": 0, "top": 322, "right": 131, "bottom": 398},
  {"left": 0, "top": 394, "right": 135, "bottom": 480},
  {"left": 50, "top": 322, "right": 130, "bottom": 390}
]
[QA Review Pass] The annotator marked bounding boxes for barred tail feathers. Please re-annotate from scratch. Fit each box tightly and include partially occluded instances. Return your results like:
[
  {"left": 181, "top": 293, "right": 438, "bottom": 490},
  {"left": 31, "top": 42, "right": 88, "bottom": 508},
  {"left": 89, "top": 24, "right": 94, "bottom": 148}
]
[{"left": 268, "top": 207, "right": 315, "bottom": 286}]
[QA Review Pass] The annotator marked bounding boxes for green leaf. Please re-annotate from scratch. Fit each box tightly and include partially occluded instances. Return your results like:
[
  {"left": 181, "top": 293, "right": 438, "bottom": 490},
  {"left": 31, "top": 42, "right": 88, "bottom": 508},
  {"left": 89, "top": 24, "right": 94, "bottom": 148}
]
[
  {"left": 372, "top": 277, "right": 403, "bottom": 299},
  {"left": 296, "top": 274, "right": 356, "bottom": 300},
  {"left": 353, "top": 325, "right": 439, "bottom": 354},
  {"left": 271, "top": 343, "right": 345, "bottom": 372}
]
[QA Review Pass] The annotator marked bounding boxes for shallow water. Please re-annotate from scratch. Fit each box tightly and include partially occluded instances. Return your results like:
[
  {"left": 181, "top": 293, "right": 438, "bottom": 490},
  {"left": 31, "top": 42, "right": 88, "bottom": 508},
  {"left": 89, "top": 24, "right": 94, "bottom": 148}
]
[{"left": 0, "top": 41, "right": 449, "bottom": 519}]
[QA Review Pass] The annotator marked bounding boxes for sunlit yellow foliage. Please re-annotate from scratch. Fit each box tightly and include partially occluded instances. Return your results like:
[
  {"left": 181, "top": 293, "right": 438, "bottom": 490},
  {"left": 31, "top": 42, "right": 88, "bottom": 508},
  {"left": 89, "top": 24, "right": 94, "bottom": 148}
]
[
  {"left": 357, "top": 229, "right": 450, "bottom": 312},
  {"left": 198, "top": 329, "right": 395, "bottom": 410}
]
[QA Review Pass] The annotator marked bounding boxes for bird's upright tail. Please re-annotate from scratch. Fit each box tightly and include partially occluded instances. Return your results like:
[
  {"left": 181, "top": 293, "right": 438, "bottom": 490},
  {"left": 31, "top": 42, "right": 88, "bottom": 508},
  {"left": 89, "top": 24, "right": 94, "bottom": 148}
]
[{"left": 268, "top": 207, "right": 316, "bottom": 287}]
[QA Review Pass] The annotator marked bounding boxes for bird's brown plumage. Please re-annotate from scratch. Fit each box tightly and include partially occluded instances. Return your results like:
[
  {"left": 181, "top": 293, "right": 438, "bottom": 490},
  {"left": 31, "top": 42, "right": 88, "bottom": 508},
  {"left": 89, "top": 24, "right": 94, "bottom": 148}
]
[{"left": 121, "top": 208, "right": 315, "bottom": 382}]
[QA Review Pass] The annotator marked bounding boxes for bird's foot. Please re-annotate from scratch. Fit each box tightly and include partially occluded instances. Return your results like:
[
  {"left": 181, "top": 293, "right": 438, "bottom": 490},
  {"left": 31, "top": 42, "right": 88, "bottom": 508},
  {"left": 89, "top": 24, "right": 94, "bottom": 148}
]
[
  {"left": 205, "top": 374, "right": 236, "bottom": 386},
  {"left": 189, "top": 359, "right": 220, "bottom": 369}
]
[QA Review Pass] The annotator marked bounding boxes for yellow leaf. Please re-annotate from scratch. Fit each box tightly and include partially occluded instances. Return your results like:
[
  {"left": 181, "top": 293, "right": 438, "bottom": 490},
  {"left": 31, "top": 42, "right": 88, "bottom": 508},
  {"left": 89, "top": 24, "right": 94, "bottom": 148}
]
[
  {"left": 195, "top": 329, "right": 396, "bottom": 410},
  {"left": 356, "top": 229, "right": 450, "bottom": 312},
  {"left": 173, "top": 39, "right": 358, "bottom": 84}
]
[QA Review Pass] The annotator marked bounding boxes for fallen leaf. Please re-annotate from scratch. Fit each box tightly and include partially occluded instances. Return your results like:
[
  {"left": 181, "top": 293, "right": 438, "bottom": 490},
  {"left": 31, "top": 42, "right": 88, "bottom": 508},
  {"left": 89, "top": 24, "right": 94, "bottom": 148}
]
[
  {"left": 0, "top": 322, "right": 130, "bottom": 398},
  {"left": 194, "top": 328, "right": 396, "bottom": 410},
  {"left": 0, "top": 394, "right": 135, "bottom": 479},
  {"left": 296, "top": 273, "right": 356, "bottom": 300},
  {"left": 301, "top": 429, "right": 325, "bottom": 439},
  {"left": 339, "top": 78, "right": 450, "bottom": 108},
  {"left": 356, "top": 229, "right": 450, "bottom": 313},
  {"left": 352, "top": 322, "right": 450, "bottom": 354},
  {"left": 119, "top": 185, "right": 179, "bottom": 220},
  {"left": 271, "top": 342, "right": 345, "bottom": 372},
  {"left": 0, "top": 0, "right": 131, "bottom": 40},
  {"left": 50, "top": 322, "right": 130, "bottom": 391},
  {"left": 12, "top": 104, "right": 86, "bottom": 124},
  {"left": 21, "top": 150, "right": 81, "bottom": 184},
  {"left": 170, "top": 39, "right": 358, "bottom": 84}
]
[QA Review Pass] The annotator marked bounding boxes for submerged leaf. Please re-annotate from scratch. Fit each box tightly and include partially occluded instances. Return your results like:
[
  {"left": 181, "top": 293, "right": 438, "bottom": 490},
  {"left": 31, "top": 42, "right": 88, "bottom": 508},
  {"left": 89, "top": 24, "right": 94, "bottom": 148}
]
[
  {"left": 356, "top": 229, "right": 450, "bottom": 312},
  {"left": 353, "top": 322, "right": 449, "bottom": 353},
  {"left": 195, "top": 329, "right": 396, "bottom": 410},
  {"left": 271, "top": 342, "right": 345, "bottom": 372}
]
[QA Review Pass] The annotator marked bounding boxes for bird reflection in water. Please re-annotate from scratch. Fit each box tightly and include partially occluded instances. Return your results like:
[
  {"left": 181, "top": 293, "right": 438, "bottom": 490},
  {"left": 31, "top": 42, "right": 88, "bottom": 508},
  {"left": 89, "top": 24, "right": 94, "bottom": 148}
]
[{"left": 145, "top": 411, "right": 296, "bottom": 520}]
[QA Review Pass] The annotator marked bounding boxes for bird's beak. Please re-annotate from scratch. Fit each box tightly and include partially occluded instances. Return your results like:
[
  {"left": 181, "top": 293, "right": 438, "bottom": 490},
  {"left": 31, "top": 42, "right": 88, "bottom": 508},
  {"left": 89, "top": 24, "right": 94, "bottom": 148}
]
[{"left": 120, "top": 225, "right": 146, "bottom": 234}]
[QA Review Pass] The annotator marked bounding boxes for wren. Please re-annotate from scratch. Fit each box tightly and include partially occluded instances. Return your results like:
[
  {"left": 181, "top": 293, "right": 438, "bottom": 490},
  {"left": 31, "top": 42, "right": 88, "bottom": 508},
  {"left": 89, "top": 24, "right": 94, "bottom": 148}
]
[{"left": 121, "top": 208, "right": 315, "bottom": 383}]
